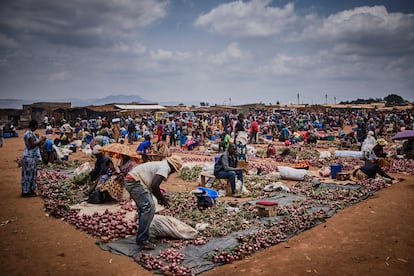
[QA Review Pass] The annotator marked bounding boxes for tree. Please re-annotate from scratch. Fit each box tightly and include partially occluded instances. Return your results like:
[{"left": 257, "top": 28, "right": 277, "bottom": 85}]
[{"left": 384, "top": 94, "right": 405, "bottom": 105}]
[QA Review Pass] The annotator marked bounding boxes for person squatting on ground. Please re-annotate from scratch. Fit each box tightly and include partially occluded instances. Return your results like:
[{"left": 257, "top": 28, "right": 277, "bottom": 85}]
[
  {"left": 88, "top": 145, "right": 112, "bottom": 197},
  {"left": 21, "top": 120, "right": 46, "bottom": 197},
  {"left": 214, "top": 143, "right": 245, "bottom": 197},
  {"left": 124, "top": 155, "right": 183, "bottom": 250},
  {"left": 353, "top": 155, "right": 395, "bottom": 182}
]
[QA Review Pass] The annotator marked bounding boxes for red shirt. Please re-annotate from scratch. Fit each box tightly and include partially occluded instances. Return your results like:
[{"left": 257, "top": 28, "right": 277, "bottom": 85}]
[{"left": 251, "top": 121, "right": 259, "bottom": 132}]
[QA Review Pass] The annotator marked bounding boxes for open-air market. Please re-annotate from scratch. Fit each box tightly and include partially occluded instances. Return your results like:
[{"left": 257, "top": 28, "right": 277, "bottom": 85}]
[
  {"left": 1, "top": 1, "right": 414, "bottom": 275},
  {"left": 1, "top": 100, "right": 413, "bottom": 275}
]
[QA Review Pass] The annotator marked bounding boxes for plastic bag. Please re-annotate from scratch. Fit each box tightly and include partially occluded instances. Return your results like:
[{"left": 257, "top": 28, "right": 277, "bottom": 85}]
[
  {"left": 318, "top": 167, "right": 331, "bottom": 177},
  {"left": 73, "top": 162, "right": 91, "bottom": 176},
  {"left": 263, "top": 182, "right": 290, "bottom": 192},
  {"left": 87, "top": 190, "right": 108, "bottom": 204},
  {"left": 194, "top": 191, "right": 214, "bottom": 209},
  {"left": 150, "top": 215, "right": 198, "bottom": 240},
  {"left": 236, "top": 180, "right": 250, "bottom": 195}
]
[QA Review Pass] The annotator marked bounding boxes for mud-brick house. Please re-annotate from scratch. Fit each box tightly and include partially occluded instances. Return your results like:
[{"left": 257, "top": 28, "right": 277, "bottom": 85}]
[
  {"left": 55, "top": 104, "right": 121, "bottom": 123},
  {"left": 20, "top": 102, "right": 71, "bottom": 128},
  {"left": 55, "top": 103, "right": 166, "bottom": 123}
]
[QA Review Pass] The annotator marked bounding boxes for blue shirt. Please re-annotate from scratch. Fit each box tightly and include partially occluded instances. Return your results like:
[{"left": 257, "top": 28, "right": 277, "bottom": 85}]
[
  {"left": 45, "top": 138, "right": 53, "bottom": 152},
  {"left": 136, "top": 140, "right": 151, "bottom": 154}
]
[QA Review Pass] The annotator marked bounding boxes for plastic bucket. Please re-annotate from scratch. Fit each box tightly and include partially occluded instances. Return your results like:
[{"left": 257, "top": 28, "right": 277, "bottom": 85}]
[
  {"left": 331, "top": 164, "right": 343, "bottom": 179},
  {"left": 197, "top": 187, "right": 218, "bottom": 200},
  {"left": 210, "top": 135, "right": 216, "bottom": 141},
  {"left": 266, "top": 135, "right": 273, "bottom": 140}
]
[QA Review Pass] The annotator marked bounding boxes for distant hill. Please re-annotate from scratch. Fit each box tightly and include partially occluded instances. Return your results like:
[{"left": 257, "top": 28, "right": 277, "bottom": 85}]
[
  {"left": 0, "top": 99, "right": 33, "bottom": 109},
  {"left": 67, "top": 94, "right": 153, "bottom": 107},
  {"left": 0, "top": 95, "right": 154, "bottom": 109}
]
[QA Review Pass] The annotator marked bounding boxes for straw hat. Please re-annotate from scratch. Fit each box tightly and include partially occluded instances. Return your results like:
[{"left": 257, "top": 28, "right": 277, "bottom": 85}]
[
  {"left": 166, "top": 155, "right": 183, "bottom": 172},
  {"left": 92, "top": 145, "right": 102, "bottom": 155},
  {"left": 376, "top": 138, "right": 387, "bottom": 146}
]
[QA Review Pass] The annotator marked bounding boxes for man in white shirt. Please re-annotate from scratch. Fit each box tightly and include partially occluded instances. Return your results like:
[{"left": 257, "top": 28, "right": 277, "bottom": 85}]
[{"left": 124, "top": 155, "right": 183, "bottom": 250}]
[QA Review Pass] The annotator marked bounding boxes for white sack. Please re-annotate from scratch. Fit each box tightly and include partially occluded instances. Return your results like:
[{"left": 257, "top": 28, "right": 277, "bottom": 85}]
[
  {"left": 150, "top": 215, "right": 198, "bottom": 240},
  {"left": 334, "top": 150, "right": 364, "bottom": 159},
  {"left": 319, "top": 151, "right": 331, "bottom": 159},
  {"left": 277, "top": 166, "right": 311, "bottom": 181}
]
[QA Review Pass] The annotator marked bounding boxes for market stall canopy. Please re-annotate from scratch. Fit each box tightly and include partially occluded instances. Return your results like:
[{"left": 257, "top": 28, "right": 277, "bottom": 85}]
[{"left": 392, "top": 130, "right": 414, "bottom": 140}]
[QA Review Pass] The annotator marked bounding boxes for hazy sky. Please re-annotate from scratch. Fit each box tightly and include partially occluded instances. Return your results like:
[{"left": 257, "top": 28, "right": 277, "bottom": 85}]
[{"left": 1, "top": 0, "right": 413, "bottom": 105}]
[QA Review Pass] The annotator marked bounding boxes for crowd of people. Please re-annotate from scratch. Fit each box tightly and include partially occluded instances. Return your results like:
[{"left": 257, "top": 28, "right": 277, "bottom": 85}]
[
  {"left": 37, "top": 108, "right": 409, "bottom": 147},
  {"left": 17, "top": 107, "right": 414, "bottom": 250}
]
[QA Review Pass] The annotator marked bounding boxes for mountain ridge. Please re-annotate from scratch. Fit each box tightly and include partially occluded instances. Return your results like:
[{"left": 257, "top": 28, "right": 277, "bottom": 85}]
[{"left": 0, "top": 94, "right": 193, "bottom": 109}]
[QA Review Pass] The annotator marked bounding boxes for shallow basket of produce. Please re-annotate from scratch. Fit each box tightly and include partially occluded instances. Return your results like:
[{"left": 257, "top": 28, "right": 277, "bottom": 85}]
[{"left": 292, "top": 160, "right": 310, "bottom": 170}]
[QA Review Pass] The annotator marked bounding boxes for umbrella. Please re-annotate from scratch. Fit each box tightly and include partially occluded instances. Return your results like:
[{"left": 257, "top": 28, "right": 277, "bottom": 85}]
[
  {"left": 101, "top": 143, "right": 142, "bottom": 162},
  {"left": 392, "top": 130, "right": 414, "bottom": 140}
]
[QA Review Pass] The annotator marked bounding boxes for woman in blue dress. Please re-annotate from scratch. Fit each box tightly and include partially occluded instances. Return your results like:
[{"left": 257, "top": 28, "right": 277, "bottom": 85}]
[{"left": 21, "top": 120, "right": 45, "bottom": 197}]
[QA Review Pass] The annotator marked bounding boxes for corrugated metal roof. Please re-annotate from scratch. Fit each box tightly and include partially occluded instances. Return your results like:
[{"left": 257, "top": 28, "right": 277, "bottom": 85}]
[{"left": 115, "top": 104, "right": 165, "bottom": 110}]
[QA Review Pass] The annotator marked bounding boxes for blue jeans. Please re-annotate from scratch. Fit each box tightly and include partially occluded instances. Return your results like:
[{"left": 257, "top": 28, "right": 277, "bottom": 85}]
[
  {"left": 124, "top": 179, "right": 155, "bottom": 244},
  {"left": 214, "top": 170, "right": 243, "bottom": 194}
]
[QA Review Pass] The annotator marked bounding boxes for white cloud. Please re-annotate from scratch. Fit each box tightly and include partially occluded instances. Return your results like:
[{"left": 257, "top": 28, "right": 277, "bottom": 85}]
[
  {"left": 0, "top": 0, "right": 170, "bottom": 48},
  {"left": 0, "top": 33, "right": 19, "bottom": 48},
  {"left": 49, "top": 71, "right": 69, "bottom": 81},
  {"left": 301, "top": 6, "right": 414, "bottom": 55},
  {"left": 208, "top": 42, "right": 252, "bottom": 65},
  {"left": 112, "top": 41, "right": 147, "bottom": 55},
  {"left": 149, "top": 49, "right": 193, "bottom": 62},
  {"left": 194, "top": 0, "right": 297, "bottom": 38}
]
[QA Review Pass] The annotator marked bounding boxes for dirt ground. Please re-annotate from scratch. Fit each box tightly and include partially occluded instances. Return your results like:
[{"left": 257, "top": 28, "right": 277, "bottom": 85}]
[{"left": 0, "top": 131, "right": 413, "bottom": 276}]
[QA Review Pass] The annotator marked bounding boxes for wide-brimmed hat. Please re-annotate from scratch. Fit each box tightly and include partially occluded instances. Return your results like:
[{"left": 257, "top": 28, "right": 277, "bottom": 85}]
[
  {"left": 92, "top": 145, "right": 102, "bottom": 154},
  {"left": 166, "top": 155, "right": 183, "bottom": 172},
  {"left": 376, "top": 138, "right": 387, "bottom": 146}
]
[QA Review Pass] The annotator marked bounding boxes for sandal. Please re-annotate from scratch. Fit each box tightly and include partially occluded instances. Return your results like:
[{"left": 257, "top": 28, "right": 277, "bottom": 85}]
[{"left": 136, "top": 241, "right": 155, "bottom": 250}]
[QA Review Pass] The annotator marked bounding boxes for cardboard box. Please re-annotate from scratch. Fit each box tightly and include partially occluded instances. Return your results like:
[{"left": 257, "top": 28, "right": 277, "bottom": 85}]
[{"left": 256, "top": 205, "right": 277, "bottom": 217}]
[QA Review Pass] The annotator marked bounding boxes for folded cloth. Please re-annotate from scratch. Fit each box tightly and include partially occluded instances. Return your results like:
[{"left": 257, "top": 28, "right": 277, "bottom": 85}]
[{"left": 256, "top": 200, "right": 278, "bottom": 206}]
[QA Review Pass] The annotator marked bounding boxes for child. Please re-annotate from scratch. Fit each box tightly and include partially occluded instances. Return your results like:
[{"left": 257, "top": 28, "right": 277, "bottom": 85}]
[{"left": 44, "top": 136, "right": 55, "bottom": 164}]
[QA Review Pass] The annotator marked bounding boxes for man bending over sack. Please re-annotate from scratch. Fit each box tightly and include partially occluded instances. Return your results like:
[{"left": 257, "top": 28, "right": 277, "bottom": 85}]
[{"left": 124, "top": 155, "right": 183, "bottom": 250}]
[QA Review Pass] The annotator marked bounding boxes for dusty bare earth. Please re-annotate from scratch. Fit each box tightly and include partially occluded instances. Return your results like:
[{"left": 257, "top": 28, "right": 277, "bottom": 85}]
[{"left": 0, "top": 131, "right": 413, "bottom": 276}]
